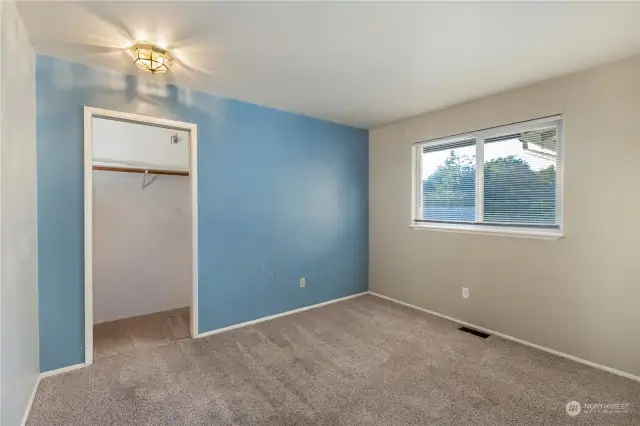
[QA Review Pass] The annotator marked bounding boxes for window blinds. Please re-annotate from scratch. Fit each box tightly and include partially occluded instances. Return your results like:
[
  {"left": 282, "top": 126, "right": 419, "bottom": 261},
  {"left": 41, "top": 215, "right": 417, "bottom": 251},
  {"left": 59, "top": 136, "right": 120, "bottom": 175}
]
[
  {"left": 420, "top": 139, "right": 476, "bottom": 223},
  {"left": 483, "top": 127, "right": 557, "bottom": 226},
  {"left": 415, "top": 117, "right": 562, "bottom": 229}
]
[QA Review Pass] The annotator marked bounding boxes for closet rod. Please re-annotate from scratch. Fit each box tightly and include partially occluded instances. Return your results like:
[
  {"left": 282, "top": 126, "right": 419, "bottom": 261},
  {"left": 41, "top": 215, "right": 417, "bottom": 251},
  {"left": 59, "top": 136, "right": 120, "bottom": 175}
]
[{"left": 92, "top": 165, "right": 189, "bottom": 176}]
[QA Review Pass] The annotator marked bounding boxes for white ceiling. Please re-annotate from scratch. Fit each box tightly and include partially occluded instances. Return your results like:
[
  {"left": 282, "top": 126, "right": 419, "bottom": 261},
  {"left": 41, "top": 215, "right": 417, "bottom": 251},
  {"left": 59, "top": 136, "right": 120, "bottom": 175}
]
[{"left": 17, "top": 1, "right": 640, "bottom": 128}]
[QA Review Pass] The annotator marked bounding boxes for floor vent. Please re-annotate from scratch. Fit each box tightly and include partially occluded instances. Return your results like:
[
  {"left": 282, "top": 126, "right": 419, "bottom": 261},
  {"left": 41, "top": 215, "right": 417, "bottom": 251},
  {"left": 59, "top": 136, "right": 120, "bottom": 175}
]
[{"left": 458, "top": 326, "right": 490, "bottom": 339}]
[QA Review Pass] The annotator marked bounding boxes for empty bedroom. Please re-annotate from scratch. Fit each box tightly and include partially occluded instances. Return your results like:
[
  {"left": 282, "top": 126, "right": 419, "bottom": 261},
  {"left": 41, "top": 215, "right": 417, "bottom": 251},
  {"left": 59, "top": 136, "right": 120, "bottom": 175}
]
[{"left": 0, "top": 1, "right": 639, "bottom": 425}]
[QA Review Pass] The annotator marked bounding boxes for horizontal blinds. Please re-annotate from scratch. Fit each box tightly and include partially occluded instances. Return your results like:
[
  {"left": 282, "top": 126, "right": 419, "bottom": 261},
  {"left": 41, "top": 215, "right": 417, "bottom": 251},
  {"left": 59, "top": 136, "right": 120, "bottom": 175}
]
[
  {"left": 483, "top": 127, "right": 558, "bottom": 226},
  {"left": 421, "top": 139, "right": 476, "bottom": 223},
  {"left": 422, "top": 138, "right": 476, "bottom": 153},
  {"left": 416, "top": 119, "right": 561, "bottom": 228}
]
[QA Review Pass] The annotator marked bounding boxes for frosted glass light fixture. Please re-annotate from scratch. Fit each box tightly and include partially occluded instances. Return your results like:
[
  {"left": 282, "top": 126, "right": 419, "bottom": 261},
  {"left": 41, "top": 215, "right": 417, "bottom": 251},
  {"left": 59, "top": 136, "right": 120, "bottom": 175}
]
[{"left": 131, "top": 41, "right": 171, "bottom": 74}]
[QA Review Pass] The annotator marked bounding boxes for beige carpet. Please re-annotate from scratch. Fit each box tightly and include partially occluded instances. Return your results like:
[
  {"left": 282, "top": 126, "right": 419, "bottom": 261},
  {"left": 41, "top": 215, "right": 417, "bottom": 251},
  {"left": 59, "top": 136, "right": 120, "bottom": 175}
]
[
  {"left": 28, "top": 295, "right": 639, "bottom": 425},
  {"left": 93, "top": 308, "right": 190, "bottom": 360}
]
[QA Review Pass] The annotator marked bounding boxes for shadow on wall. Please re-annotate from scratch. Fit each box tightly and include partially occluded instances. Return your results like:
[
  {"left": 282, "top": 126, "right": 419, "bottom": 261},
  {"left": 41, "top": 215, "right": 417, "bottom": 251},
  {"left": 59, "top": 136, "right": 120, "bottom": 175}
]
[
  {"left": 42, "top": 57, "right": 216, "bottom": 119},
  {"left": 36, "top": 56, "right": 369, "bottom": 372}
]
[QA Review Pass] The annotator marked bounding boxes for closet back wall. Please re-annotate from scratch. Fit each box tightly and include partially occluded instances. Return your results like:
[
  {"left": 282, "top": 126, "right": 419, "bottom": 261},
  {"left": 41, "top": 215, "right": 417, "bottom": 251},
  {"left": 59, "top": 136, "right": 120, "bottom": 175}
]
[
  {"left": 36, "top": 56, "right": 369, "bottom": 372},
  {"left": 93, "top": 171, "right": 191, "bottom": 324},
  {"left": 92, "top": 119, "right": 191, "bottom": 324}
]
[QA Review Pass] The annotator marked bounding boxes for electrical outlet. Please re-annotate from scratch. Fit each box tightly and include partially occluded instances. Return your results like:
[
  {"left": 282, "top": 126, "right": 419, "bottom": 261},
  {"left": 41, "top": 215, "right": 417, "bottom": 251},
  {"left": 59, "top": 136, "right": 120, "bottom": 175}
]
[
  {"left": 462, "top": 287, "right": 470, "bottom": 299},
  {"left": 300, "top": 277, "right": 306, "bottom": 288}
]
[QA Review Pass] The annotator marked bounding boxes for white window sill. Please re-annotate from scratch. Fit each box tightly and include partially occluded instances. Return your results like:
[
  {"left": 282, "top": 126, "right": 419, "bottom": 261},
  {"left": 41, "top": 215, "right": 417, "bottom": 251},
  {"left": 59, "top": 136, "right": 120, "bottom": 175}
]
[{"left": 410, "top": 222, "right": 563, "bottom": 240}]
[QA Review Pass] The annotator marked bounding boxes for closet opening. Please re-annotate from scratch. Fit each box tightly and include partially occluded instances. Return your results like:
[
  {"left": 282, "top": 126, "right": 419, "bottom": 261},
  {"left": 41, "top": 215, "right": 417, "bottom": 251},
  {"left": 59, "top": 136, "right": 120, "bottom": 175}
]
[{"left": 83, "top": 107, "right": 199, "bottom": 365}]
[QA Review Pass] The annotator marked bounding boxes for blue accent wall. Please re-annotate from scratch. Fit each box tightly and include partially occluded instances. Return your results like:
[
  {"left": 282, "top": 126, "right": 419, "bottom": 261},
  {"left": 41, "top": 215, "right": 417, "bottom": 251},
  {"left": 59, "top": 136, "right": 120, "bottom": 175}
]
[{"left": 36, "top": 56, "right": 368, "bottom": 372}]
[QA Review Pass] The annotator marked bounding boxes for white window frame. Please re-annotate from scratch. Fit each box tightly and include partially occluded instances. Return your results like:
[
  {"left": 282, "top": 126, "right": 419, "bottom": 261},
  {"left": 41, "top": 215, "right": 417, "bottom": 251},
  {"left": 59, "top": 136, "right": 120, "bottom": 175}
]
[{"left": 411, "top": 115, "right": 564, "bottom": 240}]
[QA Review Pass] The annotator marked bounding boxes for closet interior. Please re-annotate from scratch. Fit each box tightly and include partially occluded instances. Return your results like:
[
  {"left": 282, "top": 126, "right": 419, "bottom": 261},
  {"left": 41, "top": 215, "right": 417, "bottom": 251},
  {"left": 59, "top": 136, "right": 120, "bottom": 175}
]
[{"left": 91, "top": 116, "right": 192, "bottom": 360}]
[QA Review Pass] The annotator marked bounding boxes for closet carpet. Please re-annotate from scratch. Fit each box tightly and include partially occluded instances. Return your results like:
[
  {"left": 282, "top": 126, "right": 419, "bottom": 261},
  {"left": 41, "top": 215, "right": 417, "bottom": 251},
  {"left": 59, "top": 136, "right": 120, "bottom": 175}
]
[
  {"left": 93, "top": 307, "right": 190, "bottom": 360},
  {"left": 28, "top": 295, "right": 640, "bottom": 425}
]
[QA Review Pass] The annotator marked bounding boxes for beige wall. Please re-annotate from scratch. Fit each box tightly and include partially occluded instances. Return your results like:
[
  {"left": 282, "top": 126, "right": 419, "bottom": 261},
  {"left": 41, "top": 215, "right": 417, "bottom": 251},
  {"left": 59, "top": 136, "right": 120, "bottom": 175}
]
[
  {"left": 0, "top": 0, "right": 39, "bottom": 424},
  {"left": 369, "top": 54, "right": 640, "bottom": 377}
]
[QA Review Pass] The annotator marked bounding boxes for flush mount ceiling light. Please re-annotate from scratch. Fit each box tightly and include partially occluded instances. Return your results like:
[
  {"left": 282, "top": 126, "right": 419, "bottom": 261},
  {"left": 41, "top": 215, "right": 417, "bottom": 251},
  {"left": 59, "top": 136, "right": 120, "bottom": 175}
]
[{"left": 130, "top": 41, "right": 171, "bottom": 74}]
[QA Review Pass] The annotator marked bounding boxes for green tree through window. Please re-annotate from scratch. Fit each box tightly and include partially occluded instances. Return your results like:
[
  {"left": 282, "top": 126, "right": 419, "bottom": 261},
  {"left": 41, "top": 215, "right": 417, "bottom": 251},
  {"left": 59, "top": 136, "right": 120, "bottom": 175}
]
[{"left": 423, "top": 151, "right": 556, "bottom": 225}]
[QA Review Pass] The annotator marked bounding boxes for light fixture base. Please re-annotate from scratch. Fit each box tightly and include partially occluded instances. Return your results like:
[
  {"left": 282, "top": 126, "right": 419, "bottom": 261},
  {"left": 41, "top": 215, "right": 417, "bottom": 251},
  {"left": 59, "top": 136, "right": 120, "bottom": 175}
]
[{"left": 130, "top": 41, "right": 172, "bottom": 74}]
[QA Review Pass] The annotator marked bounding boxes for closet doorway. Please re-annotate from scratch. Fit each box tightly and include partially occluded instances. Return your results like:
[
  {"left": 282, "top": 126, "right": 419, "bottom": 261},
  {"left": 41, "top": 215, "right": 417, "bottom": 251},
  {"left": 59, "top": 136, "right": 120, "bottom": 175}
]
[{"left": 83, "top": 107, "right": 198, "bottom": 365}]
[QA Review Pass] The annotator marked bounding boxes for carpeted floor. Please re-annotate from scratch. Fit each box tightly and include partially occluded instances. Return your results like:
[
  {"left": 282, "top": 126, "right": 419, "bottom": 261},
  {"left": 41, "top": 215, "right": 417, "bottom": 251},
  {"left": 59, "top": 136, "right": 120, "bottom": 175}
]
[
  {"left": 93, "top": 308, "right": 190, "bottom": 360},
  {"left": 28, "top": 295, "right": 640, "bottom": 425}
]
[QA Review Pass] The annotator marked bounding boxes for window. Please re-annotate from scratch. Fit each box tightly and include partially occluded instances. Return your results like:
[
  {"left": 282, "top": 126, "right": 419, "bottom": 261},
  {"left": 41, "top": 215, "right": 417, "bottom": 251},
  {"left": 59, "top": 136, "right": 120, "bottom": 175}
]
[{"left": 413, "top": 116, "right": 563, "bottom": 238}]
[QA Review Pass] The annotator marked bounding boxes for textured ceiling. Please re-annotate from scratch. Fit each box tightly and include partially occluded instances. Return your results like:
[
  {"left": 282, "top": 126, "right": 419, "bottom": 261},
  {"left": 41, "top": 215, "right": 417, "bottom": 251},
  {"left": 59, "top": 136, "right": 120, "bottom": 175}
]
[{"left": 17, "top": 1, "right": 640, "bottom": 128}]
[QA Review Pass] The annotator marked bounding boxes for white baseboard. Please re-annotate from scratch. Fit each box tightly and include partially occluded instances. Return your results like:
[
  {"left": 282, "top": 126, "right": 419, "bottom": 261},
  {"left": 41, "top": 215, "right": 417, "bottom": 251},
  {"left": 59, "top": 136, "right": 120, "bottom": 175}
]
[
  {"left": 368, "top": 291, "right": 640, "bottom": 383},
  {"left": 20, "top": 375, "right": 41, "bottom": 426},
  {"left": 40, "top": 363, "right": 87, "bottom": 378},
  {"left": 197, "top": 292, "right": 368, "bottom": 339}
]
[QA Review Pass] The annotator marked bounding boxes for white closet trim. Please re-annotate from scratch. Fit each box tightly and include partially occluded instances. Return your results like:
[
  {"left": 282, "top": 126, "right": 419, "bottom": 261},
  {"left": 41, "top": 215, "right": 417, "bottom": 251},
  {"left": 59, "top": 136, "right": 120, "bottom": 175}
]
[{"left": 83, "top": 107, "right": 200, "bottom": 367}]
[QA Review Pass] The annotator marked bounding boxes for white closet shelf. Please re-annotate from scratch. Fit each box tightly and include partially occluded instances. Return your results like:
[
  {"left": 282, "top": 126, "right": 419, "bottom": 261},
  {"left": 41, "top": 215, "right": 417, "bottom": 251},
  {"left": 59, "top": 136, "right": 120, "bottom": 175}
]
[
  {"left": 92, "top": 165, "right": 189, "bottom": 176},
  {"left": 92, "top": 160, "right": 189, "bottom": 176}
]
